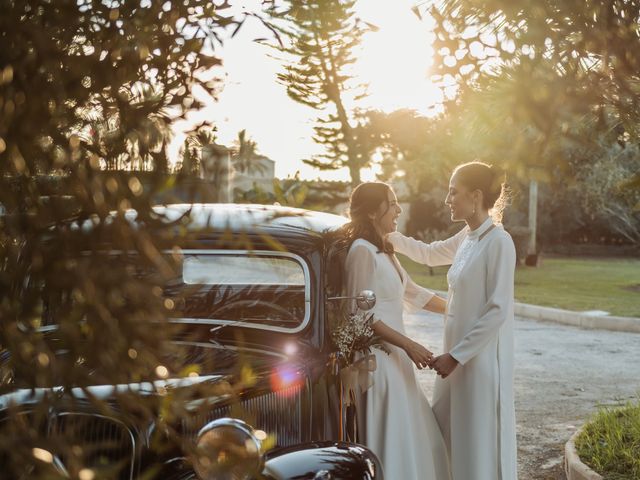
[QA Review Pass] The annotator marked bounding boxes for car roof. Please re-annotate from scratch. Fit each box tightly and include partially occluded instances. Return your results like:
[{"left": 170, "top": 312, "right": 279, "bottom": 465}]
[{"left": 147, "top": 203, "right": 348, "bottom": 235}]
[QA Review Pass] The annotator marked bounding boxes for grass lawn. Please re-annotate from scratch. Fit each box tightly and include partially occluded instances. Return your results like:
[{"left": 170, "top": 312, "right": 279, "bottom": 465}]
[{"left": 400, "top": 255, "right": 640, "bottom": 318}]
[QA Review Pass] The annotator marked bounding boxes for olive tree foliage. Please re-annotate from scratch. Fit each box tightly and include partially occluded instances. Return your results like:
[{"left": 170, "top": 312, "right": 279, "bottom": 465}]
[
  {"left": 427, "top": 0, "right": 639, "bottom": 187},
  {"left": 426, "top": 0, "right": 640, "bottom": 139},
  {"left": 0, "top": 1, "right": 271, "bottom": 477}
]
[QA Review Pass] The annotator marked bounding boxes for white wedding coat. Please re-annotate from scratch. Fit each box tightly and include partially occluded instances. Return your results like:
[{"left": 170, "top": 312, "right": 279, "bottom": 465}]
[
  {"left": 389, "top": 217, "right": 517, "bottom": 480},
  {"left": 345, "top": 238, "right": 451, "bottom": 480}
]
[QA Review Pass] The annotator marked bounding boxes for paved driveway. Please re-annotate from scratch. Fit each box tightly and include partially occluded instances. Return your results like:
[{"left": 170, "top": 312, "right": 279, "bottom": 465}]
[{"left": 405, "top": 312, "right": 640, "bottom": 480}]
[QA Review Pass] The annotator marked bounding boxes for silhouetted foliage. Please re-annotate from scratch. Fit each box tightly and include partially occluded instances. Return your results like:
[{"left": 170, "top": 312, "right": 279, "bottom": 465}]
[{"left": 0, "top": 1, "right": 272, "bottom": 477}]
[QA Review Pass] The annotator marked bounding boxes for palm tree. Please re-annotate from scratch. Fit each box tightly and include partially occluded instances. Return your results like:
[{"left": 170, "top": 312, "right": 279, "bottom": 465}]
[
  {"left": 232, "top": 130, "right": 268, "bottom": 176},
  {"left": 181, "top": 124, "right": 232, "bottom": 202}
]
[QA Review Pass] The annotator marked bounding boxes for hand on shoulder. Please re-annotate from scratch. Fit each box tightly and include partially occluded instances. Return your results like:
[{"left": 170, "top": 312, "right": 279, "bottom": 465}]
[{"left": 385, "top": 231, "right": 405, "bottom": 247}]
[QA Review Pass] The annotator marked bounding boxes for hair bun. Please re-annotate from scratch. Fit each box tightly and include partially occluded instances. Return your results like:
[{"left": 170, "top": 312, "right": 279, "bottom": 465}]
[{"left": 488, "top": 165, "right": 506, "bottom": 193}]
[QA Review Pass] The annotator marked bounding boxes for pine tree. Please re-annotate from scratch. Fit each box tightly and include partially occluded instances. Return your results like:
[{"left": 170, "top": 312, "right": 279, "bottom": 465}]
[{"left": 273, "top": 0, "right": 370, "bottom": 186}]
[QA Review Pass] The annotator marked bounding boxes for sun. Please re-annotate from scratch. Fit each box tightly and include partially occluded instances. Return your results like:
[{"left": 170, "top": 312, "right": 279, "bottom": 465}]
[{"left": 354, "top": 0, "right": 444, "bottom": 116}]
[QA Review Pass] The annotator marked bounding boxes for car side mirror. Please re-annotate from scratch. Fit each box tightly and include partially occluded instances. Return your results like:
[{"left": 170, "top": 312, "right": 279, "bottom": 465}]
[{"left": 327, "top": 289, "right": 376, "bottom": 311}]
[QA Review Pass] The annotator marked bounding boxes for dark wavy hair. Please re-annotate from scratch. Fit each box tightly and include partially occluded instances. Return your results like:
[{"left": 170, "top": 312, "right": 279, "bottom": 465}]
[
  {"left": 453, "top": 161, "right": 510, "bottom": 222},
  {"left": 339, "top": 182, "right": 394, "bottom": 254}
]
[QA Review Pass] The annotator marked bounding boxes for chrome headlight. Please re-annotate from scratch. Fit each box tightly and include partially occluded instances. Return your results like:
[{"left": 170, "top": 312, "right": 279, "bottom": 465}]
[{"left": 192, "top": 418, "right": 264, "bottom": 480}]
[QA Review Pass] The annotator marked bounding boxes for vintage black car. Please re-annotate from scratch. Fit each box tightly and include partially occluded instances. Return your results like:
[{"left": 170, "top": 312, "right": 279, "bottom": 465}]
[{"left": 0, "top": 203, "right": 382, "bottom": 480}]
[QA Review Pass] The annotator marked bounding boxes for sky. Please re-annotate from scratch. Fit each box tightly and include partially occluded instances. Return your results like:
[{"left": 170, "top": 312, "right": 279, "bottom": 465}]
[{"left": 170, "top": 0, "right": 446, "bottom": 181}]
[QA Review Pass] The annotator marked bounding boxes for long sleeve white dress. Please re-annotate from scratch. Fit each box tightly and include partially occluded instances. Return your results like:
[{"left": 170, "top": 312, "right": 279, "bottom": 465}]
[
  {"left": 345, "top": 238, "right": 452, "bottom": 480},
  {"left": 388, "top": 217, "right": 518, "bottom": 480}
]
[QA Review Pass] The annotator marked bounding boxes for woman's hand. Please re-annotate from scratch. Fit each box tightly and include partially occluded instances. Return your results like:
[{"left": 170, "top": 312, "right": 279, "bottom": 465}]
[
  {"left": 371, "top": 321, "right": 433, "bottom": 369},
  {"left": 403, "top": 340, "right": 434, "bottom": 370},
  {"left": 432, "top": 353, "right": 459, "bottom": 378}
]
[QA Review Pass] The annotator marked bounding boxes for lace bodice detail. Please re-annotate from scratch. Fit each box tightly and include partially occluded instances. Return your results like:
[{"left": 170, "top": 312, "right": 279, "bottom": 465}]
[
  {"left": 447, "top": 237, "right": 475, "bottom": 289},
  {"left": 447, "top": 217, "right": 495, "bottom": 289}
]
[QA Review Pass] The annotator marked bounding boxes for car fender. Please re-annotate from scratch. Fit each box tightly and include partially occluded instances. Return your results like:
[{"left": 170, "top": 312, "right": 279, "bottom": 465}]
[{"left": 262, "top": 441, "right": 382, "bottom": 480}]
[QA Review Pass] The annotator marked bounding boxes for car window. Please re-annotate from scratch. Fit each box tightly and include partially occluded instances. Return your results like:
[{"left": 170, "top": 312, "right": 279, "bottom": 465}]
[
  {"left": 166, "top": 251, "right": 310, "bottom": 332},
  {"left": 183, "top": 255, "right": 304, "bottom": 286}
]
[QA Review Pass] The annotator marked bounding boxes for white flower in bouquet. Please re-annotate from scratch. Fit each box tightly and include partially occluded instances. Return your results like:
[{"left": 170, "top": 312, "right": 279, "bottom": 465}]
[{"left": 332, "top": 310, "right": 390, "bottom": 364}]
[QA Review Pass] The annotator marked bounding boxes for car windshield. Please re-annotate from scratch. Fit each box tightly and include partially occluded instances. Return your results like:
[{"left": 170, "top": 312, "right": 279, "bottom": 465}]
[{"left": 165, "top": 251, "right": 309, "bottom": 332}]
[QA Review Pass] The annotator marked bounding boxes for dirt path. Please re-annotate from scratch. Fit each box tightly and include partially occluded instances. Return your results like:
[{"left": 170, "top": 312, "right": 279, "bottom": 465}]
[{"left": 405, "top": 312, "right": 640, "bottom": 479}]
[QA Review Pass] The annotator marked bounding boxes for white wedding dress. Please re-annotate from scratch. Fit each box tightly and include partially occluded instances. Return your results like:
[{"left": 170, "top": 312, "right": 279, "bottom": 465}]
[{"left": 345, "top": 238, "right": 451, "bottom": 480}]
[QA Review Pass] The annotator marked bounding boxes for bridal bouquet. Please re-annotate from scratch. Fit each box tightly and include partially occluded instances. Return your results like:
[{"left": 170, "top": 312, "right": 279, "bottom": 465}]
[
  {"left": 332, "top": 310, "right": 389, "bottom": 365},
  {"left": 331, "top": 310, "right": 389, "bottom": 417}
]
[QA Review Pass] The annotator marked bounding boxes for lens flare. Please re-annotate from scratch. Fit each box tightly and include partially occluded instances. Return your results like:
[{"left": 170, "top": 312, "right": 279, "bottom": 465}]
[{"left": 270, "top": 365, "right": 303, "bottom": 392}]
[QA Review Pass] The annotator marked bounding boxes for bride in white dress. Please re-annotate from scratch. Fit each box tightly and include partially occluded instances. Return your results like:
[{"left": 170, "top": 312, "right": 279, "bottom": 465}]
[{"left": 341, "top": 182, "right": 451, "bottom": 480}]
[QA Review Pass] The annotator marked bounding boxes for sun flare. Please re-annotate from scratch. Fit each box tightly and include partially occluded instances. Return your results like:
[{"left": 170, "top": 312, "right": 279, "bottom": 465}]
[
  {"left": 354, "top": 1, "right": 443, "bottom": 116},
  {"left": 170, "top": 1, "right": 448, "bottom": 180}
]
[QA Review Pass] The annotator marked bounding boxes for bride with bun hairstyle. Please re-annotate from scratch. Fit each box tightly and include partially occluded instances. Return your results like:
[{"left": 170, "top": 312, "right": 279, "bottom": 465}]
[{"left": 388, "top": 161, "right": 518, "bottom": 480}]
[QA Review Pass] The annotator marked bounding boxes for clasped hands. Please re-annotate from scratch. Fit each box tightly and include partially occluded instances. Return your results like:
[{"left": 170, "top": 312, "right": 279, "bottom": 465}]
[{"left": 404, "top": 340, "right": 459, "bottom": 378}]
